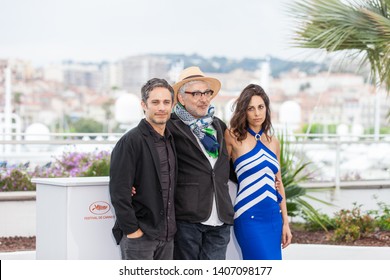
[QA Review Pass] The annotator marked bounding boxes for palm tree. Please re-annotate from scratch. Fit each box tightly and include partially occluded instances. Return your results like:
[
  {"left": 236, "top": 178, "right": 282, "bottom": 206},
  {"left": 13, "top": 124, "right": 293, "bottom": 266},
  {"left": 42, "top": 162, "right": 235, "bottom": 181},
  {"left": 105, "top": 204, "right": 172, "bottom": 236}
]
[
  {"left": 288, "top": 0, "right": 390, "bottom": 92},
  {"left": 279, "top": 135, "right": 333, "bottom": 230}
]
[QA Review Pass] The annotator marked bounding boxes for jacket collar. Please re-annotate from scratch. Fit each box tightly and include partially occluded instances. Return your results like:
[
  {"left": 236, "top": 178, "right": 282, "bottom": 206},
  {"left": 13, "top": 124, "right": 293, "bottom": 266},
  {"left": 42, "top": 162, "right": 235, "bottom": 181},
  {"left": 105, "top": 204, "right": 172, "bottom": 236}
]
[{"left": 138, "top": 119, "right": 162, "bottom": 184}]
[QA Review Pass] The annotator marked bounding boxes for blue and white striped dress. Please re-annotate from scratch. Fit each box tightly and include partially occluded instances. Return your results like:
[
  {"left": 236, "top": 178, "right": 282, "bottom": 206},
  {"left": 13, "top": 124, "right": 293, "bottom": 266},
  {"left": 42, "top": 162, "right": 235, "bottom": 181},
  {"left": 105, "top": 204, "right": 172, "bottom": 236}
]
[{"left": 233, "top": 128, "right": 283, "bottom": 260}]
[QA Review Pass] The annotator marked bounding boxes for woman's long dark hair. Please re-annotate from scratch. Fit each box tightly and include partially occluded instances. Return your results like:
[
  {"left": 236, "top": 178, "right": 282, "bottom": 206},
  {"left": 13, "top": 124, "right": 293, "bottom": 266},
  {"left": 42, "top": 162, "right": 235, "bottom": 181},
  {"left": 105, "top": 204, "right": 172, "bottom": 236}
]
[{"left": 230, "top": 84, "right": 273, "bottom": 142}]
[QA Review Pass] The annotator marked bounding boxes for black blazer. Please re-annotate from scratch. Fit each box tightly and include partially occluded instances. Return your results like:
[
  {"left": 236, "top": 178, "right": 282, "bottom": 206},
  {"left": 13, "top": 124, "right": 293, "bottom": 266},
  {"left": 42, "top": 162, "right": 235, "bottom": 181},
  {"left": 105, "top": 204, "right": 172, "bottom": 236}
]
[
  {"left": 167, "top": 113, "right": 234, "bottom": 224},
  {"left": 109, "top": 119, "right": 177, "bottom": 244}
]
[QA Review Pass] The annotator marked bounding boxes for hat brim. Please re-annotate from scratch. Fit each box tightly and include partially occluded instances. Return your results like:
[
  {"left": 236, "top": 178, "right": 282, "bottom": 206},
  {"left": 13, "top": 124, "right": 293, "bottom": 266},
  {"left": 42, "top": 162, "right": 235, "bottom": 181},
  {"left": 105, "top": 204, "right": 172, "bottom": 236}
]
[{"left": 172, "top": 77, "right": 221, "bottom": 104}]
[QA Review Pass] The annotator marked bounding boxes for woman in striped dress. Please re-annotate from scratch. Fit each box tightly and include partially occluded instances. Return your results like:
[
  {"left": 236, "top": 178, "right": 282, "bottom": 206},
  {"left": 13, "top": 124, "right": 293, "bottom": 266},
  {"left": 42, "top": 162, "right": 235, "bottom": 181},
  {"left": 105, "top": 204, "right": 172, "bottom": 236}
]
[{"left": 225, "top": 84, "right": 292, "bottom": 260}]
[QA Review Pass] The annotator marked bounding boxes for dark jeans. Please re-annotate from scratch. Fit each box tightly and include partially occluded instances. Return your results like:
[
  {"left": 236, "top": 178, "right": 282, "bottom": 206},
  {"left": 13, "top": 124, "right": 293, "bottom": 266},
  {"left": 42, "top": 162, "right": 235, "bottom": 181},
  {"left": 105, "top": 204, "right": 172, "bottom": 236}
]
[
  {"left": 120, "top": 234, "right": 173, "bottom": 260},
  {"left": 174, "top": 221, "right": 231, "bottom": 260}
]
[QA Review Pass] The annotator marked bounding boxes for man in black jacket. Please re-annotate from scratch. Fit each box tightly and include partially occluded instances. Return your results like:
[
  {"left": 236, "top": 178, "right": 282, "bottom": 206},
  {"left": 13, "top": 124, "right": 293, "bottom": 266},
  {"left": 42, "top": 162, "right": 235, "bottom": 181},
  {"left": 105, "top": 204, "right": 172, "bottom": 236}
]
[
  {"left": 109, "top": 78, "right": 177, "bottom": 260},
  {"left": 168, "top": 66, "right": 234, "bottom": 260}
]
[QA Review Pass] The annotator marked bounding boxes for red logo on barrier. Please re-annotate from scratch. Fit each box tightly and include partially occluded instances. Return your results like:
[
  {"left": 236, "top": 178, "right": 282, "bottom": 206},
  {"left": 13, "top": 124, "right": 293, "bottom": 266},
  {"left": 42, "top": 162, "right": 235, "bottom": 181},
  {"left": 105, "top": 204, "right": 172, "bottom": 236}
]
[{"left": 89, "top": 201, "right": 110, "bottom": 215}]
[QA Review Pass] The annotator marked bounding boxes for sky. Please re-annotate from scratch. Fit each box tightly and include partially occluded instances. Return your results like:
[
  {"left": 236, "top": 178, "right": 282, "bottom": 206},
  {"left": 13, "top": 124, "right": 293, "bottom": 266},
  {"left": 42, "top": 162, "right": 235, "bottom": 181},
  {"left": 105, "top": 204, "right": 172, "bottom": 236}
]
[{"left": 0, "top": 0, "right": 311, "bottom": 66}]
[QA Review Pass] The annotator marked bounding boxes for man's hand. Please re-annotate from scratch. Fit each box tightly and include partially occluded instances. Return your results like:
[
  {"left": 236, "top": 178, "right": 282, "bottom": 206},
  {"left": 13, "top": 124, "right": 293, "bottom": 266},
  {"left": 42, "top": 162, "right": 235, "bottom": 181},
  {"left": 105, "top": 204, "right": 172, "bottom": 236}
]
[
  {"left": 127, "top": 228, "right": 144, "bottom": 238},
  {"left": 275, "top": 179, "right": 281, "bottom": 192}
]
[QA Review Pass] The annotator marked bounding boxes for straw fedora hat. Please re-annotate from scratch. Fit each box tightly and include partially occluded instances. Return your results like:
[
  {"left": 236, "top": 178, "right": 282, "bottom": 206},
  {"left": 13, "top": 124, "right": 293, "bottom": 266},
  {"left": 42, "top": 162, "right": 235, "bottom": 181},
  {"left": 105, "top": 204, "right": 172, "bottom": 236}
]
[{"left": 172, "top": 66, "right": 221, "bottom": 103}]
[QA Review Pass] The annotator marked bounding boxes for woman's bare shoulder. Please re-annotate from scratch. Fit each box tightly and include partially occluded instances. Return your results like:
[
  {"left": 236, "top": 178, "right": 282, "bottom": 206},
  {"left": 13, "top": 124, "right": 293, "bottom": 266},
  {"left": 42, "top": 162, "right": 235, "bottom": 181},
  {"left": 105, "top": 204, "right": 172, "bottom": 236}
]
[
  {"left": 225, "top": 129, "right": 246, "bottom": 149},
  {"left": 225, "top": 128, "right": 234, "bottom": 138},
  {"left": 269, "top": 135, "right": 281, "bottom": 153},
  {"left": 270, "top": 135, "right": 280, "bottom": 145}
]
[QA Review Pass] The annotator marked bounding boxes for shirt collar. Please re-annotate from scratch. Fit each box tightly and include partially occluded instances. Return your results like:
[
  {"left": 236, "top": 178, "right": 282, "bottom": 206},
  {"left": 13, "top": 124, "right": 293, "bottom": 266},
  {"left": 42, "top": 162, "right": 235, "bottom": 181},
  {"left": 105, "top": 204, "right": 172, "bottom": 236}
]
[{"left": 143, "top": 119, "right": 172, "bottom": 141}]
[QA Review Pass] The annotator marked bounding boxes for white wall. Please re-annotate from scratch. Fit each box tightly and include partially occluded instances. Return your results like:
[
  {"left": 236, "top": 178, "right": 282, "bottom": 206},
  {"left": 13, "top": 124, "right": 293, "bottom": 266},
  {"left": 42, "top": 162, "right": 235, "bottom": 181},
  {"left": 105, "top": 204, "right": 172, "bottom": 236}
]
[{"left": 0, "top": 197, "right": 36, "bottom": 237}]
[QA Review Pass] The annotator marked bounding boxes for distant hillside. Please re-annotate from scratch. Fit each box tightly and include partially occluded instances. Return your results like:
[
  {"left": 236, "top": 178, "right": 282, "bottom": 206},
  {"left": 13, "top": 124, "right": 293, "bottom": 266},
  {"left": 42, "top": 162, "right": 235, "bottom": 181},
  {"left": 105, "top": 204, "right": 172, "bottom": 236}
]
[{"left": 152, "top": 53, "right": 328, "bottom": 77}]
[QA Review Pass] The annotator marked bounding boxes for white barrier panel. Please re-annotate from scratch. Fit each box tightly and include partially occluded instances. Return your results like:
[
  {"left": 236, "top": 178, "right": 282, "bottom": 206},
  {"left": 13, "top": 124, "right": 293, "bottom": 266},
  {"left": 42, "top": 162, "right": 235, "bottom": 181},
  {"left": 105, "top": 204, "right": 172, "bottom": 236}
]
[
  {"left": 0, "top": 192, "right": 36, "bottom": 237},
  {"left": 31, "top": 177, "right": 243, "bottom": 260},
  {"left": 32, "top": 177, "right": 121, "bottom": 260}
]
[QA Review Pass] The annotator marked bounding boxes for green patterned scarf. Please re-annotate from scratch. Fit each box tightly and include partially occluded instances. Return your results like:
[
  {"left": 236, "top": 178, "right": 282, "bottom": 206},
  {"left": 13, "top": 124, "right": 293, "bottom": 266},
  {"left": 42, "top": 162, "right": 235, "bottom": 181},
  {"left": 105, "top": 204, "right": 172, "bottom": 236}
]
[{"left": 174, "top": 103, "right": 219, "bottom": 158}]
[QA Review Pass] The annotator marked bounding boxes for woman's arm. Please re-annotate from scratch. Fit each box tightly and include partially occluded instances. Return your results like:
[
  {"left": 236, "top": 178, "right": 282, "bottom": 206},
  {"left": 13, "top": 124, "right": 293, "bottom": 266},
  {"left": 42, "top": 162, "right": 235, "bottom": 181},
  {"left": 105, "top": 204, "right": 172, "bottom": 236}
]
[{"left": 273, "top": 137, "right": 293, "bottom": 249}]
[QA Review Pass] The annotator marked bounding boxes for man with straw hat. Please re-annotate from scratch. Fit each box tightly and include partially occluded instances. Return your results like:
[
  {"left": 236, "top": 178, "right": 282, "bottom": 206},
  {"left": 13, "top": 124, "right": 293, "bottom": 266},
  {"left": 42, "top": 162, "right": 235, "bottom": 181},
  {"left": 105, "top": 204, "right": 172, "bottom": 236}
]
[{"left": 168, "top": 66, "right": 234, "bottom": 260}]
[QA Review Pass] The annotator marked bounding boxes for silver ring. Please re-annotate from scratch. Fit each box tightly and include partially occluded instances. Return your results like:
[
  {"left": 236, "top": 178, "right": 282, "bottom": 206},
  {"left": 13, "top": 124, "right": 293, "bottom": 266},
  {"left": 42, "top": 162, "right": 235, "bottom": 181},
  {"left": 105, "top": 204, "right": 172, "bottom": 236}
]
[{"left": 255, "top": 134, "right": 261, "bottom": 141}]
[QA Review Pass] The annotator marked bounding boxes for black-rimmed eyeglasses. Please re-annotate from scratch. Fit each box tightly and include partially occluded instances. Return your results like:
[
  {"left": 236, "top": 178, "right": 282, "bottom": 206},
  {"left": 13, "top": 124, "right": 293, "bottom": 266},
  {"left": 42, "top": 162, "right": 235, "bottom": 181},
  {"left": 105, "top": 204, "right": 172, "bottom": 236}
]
[{"left": 184, "top": 89, "right": 214, "bottom": 99}]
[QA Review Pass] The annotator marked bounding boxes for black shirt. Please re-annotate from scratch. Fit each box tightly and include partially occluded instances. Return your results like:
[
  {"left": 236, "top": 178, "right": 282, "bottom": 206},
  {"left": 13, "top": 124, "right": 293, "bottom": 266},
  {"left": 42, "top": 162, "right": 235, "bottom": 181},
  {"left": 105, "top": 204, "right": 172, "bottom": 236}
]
[{"left": 145, "top": 120, "right": 176, "bottom": 241}]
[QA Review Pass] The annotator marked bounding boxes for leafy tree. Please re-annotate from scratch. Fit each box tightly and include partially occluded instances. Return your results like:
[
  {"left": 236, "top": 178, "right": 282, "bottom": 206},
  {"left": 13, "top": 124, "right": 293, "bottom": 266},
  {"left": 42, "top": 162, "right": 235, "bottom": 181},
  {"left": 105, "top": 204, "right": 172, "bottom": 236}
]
[
  {"left": 71, "top": 118, "right": 103, "bottom": 133},
  {"left": 288, "top": 0, "right": 390, "bottom": 92},
  {"left": 13, "top": 92, "right": 23, "bottom": 104},
  {"left": 301, "top": 123, "right": 338, "bottom": 134}
]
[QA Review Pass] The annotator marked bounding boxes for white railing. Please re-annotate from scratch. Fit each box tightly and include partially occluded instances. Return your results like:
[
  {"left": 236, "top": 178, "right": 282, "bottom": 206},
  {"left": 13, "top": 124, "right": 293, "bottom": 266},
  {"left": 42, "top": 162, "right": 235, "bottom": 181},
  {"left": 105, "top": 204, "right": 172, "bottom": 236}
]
[
  {"left": 283, "top": 133, "right": 390, "bottom": 190},
  {"left": 1, "top": 133, "right": 390, "bottom": 189}
]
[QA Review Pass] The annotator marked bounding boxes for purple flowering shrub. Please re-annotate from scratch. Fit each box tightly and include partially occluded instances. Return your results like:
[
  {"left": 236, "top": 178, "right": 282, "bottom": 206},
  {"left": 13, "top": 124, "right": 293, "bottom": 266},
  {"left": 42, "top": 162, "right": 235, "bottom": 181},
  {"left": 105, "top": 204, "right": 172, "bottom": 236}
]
[
  {"left": 0, "top": 150, "right": 111, "bottom": 192},
  {"left": 32, "top": 150, "right": 111, "bottom": 178},
  {"left": 0, "top": 169, "right": 35, "bottom": 192}
]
